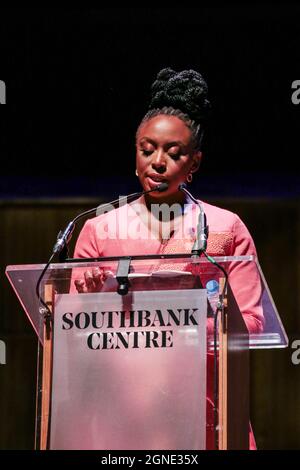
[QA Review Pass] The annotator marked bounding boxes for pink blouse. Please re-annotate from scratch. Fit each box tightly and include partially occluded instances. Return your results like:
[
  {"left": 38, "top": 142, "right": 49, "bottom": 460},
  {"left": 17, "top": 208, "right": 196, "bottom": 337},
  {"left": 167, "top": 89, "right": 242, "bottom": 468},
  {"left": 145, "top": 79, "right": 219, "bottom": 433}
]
[
  {"left": 73, "top": 198, "right": 262, "bottom": 449},
  {"left": 74, "top": 198, "right": 264, "bottom": 335}
]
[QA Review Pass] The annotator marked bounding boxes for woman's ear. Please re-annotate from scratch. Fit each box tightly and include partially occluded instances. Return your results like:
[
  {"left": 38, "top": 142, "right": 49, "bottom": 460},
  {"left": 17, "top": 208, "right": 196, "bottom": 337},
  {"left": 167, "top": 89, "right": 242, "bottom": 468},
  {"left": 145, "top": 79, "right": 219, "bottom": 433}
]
[{"left": 190, "top": 151, "right": 202, "bottom": 174}]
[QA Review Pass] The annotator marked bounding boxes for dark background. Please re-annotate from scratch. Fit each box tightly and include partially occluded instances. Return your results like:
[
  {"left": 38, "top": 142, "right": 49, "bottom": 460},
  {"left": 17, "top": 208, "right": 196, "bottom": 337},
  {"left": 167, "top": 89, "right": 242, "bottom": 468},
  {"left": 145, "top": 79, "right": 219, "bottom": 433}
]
[
  {"left": 0, "top": 6, "right": 300, "bottom": 450},
  {"left": 1, "top": 6, "right": 300, "bottom": 197}
]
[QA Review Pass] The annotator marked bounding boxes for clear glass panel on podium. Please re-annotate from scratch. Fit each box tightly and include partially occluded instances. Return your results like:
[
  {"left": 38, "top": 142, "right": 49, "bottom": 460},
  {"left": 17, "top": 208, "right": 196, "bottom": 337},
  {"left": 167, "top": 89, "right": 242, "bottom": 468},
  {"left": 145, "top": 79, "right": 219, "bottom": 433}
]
[{"left": 6, "top": 254, "right": 288, "bottom": 450}]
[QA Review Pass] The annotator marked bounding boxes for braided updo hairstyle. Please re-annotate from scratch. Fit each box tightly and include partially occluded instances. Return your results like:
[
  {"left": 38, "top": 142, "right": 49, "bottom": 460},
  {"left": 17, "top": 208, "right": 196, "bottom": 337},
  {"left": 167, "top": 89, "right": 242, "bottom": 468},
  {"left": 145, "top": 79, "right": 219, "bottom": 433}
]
[{"left": 137, "top": 68, "right": 211, "bottom": 151}]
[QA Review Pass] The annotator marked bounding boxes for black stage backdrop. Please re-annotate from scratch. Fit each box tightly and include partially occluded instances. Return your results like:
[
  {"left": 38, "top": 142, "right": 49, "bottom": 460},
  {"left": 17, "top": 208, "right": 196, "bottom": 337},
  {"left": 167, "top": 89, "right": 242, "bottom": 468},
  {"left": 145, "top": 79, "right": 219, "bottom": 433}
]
[{"left": 0, "top": 6, "right": 300, "bottom": 450}]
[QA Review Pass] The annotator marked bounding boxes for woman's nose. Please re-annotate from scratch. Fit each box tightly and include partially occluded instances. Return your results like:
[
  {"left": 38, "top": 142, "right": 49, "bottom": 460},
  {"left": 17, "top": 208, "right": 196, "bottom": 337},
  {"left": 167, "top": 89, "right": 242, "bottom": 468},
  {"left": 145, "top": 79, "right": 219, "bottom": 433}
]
[{"left": 152, "top": 150, "right": 166, "bottom": 173}]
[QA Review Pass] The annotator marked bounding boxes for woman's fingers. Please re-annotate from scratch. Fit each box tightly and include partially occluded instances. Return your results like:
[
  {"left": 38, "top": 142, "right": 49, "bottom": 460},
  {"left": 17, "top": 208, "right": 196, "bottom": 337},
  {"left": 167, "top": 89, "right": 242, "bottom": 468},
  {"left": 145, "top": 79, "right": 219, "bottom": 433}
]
[
  {"left": 92, "top": 267, "right": 104, "bottom": 289},
  {"left": 84, "top": 270, "right": 96, "bottom": 292},
  {"left": 103, "top": 270, "right": 114, "bottom": 280},
  {"left": 74, "top": 279, "right": 86, "bottom": 293},
  {"left": 75, "top": 267, "right": 112, "bottom": 293}
]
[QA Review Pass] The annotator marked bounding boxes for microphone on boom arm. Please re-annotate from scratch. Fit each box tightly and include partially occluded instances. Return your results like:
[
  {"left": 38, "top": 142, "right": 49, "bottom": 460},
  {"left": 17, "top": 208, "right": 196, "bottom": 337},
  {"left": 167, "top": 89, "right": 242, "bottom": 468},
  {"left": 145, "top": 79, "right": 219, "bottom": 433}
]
[
  {"left": 52, "top": 182, "right": 169, "bottom": 258},
  {"left": 36, "top": 182, "right": 169, "bottom": 316},
  {"left": 178, "top": 182, "right": 208, "bottom": 256}
]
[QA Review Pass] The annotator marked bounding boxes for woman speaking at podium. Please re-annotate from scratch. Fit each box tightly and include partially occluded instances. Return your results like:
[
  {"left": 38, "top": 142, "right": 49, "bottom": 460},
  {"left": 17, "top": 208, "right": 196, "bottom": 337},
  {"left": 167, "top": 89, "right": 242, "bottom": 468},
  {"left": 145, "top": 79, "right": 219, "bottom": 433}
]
[{"left": 73, "top": 67, "right": 263, "bottom": 449}]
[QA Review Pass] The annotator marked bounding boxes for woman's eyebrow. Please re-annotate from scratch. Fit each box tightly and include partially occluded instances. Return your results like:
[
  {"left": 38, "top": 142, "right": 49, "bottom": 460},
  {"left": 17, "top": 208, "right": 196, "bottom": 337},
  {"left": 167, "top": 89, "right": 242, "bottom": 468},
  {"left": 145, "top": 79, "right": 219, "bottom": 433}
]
[
  {"left": 139, "top": 137, "right": 156, "bottom": 145},
  {"left": 139, "top": 137, "right": 185, "bottom": 147},
  {"left": 166, "top": 141, "right": 184, "bottom": 147}
]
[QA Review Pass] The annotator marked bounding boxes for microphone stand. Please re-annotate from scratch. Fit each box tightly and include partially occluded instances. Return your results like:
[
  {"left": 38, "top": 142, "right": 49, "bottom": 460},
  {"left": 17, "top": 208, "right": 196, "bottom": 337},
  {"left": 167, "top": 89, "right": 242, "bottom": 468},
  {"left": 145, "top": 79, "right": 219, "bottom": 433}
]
[
  {"left": 179, "top": 182, "right": 229, "bottom": 450},
  {"left": 36, "top": 183, "right": 168, "bottom": 318},
  {"left": 52, "top": 186, "right": 167, "bottom": 260},
  {"left": 178, "top": 183, "right": 208, "bottom": 256}
]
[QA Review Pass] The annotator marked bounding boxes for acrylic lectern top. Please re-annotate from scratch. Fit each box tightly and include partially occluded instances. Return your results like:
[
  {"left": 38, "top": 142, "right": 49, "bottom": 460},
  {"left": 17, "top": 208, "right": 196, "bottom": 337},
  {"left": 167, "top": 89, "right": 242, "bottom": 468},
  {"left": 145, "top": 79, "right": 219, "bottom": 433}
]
[{"left": 6, "top": 254, "right": 288, "bottom": 349}]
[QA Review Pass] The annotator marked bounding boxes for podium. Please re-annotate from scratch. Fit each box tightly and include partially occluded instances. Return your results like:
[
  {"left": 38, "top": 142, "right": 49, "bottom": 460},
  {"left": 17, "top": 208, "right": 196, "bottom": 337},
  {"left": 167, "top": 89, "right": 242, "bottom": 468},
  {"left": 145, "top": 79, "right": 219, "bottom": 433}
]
[{"left": 6, "top": 254, "right": 288, "bottom": 450}]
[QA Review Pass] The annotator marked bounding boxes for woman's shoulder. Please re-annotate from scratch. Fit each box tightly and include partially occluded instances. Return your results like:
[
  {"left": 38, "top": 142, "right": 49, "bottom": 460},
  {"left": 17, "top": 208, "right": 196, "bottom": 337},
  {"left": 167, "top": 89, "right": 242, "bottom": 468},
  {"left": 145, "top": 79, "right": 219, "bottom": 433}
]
[
  {"left": 84, "top": 202, "right": 135, "bottom": 228},
  {"left": 200, "top": 200, "right": 242, "bottom": 232},
  {"left": 199, "top": 200, "right": 256, "bottom": 255}
]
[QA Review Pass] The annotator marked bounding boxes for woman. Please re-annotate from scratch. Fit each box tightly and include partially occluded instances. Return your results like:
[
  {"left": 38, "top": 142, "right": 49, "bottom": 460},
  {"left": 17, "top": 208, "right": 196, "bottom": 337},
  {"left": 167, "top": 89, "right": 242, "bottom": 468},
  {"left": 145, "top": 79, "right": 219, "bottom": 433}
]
[{"left": 73, "top": 68, "right": 263, "bottom": 449}]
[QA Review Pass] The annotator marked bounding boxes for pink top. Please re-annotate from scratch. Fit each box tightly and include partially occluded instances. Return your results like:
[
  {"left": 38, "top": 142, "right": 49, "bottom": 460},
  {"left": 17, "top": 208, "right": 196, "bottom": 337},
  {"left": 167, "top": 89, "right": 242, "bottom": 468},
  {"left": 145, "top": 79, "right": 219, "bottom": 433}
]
[
  {"left": 73, "top": 197, "right": 260, "bottom": 449},
  {"left": 74, "top": 198, "right": 264, "bottom": 335}
]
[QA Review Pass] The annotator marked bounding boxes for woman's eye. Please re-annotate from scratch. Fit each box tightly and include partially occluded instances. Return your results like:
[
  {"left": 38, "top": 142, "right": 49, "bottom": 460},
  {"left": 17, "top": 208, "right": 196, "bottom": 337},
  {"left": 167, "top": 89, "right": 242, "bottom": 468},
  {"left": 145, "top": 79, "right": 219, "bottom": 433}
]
[
  {"left": 168, "top": 146, "right": 182, "bottom": 159},
  {"left": 141, "top": 149, "right": 153, "bottom": 156},
  {"left": 169, "top": 152, "right": 180, "bottom": 160}
]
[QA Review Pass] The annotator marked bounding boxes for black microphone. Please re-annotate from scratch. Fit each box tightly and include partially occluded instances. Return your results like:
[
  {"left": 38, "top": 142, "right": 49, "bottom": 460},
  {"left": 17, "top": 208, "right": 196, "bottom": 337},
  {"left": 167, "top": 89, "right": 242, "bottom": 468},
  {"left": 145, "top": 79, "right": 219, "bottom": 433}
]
[
  {"left": 36, "top": 182, "right": 169, "bottom": 319},
  {"left": 52, "top": 182, "right": 169, "bottom": 256},
  {"left": 179, "top": 183, "right": 208, "bottom": 256}
]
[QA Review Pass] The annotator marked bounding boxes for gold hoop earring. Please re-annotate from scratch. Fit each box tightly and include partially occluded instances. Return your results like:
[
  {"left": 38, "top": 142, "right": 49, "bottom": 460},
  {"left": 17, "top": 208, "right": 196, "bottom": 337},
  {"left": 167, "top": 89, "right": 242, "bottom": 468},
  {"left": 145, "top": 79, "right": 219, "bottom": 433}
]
[{"left": 186, "top": 173, "right": 193, "bottom": 183}]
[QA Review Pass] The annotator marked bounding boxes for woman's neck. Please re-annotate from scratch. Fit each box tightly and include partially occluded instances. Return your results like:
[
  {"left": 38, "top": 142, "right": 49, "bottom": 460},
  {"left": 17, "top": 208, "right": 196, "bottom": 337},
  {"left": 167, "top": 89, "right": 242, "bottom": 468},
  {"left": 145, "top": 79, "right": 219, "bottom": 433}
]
[
  {"left": 143, "top": 191, "right": 188, "bottom": 211},
  {"left": 140, "top": 192, "right": 193, "bottom": 223}
]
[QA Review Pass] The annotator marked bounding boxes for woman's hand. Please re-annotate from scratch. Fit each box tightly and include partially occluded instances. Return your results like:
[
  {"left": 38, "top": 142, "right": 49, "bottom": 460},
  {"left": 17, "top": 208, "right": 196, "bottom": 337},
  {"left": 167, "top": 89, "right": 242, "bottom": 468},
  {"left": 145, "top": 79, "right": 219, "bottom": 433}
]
[{"left": 74, "top": 267, "right": 113, "bottom": 293}]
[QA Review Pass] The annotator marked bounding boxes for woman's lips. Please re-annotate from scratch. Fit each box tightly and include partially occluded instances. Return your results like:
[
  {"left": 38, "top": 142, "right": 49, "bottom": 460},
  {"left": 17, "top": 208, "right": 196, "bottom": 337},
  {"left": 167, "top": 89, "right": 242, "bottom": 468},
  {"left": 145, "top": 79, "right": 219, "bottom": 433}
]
[{"left": 146, "top": 176, "right": 168, "bottom": 188}]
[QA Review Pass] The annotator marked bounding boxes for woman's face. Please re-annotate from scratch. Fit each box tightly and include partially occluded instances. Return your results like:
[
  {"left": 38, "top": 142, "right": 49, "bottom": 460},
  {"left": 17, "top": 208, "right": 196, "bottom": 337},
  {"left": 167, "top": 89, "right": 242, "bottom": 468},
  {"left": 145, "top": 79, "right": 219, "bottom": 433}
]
[{"left": 136, "top": 114, "right": 201, "bottom": 202}]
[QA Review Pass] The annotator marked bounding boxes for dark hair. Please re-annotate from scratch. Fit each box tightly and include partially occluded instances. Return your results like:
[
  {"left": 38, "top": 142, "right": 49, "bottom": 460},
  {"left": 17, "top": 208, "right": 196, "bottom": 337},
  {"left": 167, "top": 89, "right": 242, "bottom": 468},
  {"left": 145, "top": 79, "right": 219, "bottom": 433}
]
[{"left": 137, "top": 68, "right": 211, "bottom": 151}]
